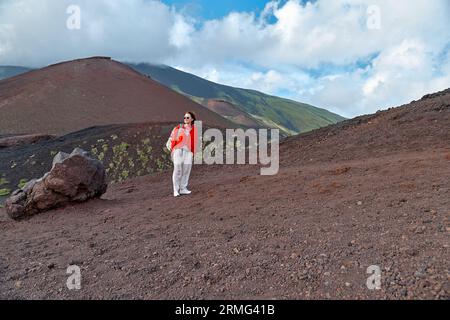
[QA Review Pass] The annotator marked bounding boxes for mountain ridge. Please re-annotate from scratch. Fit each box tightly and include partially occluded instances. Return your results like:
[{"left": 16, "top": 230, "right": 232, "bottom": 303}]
[
  {"left": 0, "top": 59, "right": 345, "bottom": 136},
  {"left": 127, "top": 62, "right": 346, "bottom": 135}
]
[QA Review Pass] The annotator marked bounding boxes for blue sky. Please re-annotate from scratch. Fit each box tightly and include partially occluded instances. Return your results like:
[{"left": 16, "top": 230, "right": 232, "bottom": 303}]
[
  {"left": 0, "top": 0, "right": 449, "bottom": 117},
  {"left": 163, "top": 0, "right": 271, "bottom": 19}
]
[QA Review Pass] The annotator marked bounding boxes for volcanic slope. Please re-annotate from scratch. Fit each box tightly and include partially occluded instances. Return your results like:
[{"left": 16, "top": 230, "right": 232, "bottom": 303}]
[{"left": 0, "top": 57, "right": 235, "bottom": 136}]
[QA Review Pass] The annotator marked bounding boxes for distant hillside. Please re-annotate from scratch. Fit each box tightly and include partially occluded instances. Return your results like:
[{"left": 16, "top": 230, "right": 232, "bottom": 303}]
[
  {"left": 0, "top": 66, "right": 32, "bottom": 80},
  {"left": 127, "top": 63, "right": 346, "bottom": 135},
  {"left": 0, "top": 61, "right": 345, "bottom": 135},
  {"left": 0, "top": 57, "right": 236, "bottom": 135}
]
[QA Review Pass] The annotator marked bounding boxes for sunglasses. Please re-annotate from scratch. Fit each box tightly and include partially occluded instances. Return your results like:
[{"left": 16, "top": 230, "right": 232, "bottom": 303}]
[{"left": 184, "top": 116, "right": 191, "bottom": 119}]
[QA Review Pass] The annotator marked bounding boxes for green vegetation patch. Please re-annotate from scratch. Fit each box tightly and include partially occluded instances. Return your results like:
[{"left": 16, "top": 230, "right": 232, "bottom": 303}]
[
  {"left": 0, "top": 188, "right": 11, "bottom": 196},
  {"left": 0, "top": 177, "right": 9, "bottom": 186},
  {"left": 18, "top": 179, "right": 28, "bottom": 189}
]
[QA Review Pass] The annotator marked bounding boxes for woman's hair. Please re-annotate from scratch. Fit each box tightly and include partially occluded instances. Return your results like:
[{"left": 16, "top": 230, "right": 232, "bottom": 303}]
[{"left": 185, "top": 111, "right": 197, "bottom": 123}]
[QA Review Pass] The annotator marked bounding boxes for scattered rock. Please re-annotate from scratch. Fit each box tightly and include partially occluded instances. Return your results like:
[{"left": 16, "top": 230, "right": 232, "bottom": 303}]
[{"left": 414, "top": 271, "right": 425, "bottom": 278}]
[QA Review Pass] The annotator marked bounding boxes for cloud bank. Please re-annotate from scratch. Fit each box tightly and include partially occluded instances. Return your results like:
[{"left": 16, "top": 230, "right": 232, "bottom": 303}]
[{"left": 0, "top": 0, "right": 449, "bottom": 117}]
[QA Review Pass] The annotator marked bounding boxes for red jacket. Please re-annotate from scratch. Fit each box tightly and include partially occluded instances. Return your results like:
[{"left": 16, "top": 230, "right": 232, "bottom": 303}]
[{"left": 170, "top": 124, "right": 198, "bottom": 153}]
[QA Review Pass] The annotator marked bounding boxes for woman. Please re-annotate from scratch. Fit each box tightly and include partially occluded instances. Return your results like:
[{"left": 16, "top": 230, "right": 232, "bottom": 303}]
[{"left": 166, "top": 112, "right": 199, "bottom": 197}]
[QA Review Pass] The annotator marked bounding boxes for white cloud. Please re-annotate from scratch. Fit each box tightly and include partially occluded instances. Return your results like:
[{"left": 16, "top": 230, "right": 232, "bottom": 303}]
[
  {"left": 170, "top": 0, "right": 450, "bottom": 69},
  {"left": 305, "top": 38, "right": 450, "bottom": 117},
  {"left": 0, "top": 0, "right": 181, "bottom": 66},
  {"left": 0, "top": 0, "right": 449, "bottom": 117},
  {"left": 169, "top": 14, "right": 194, "bottom": 48}
]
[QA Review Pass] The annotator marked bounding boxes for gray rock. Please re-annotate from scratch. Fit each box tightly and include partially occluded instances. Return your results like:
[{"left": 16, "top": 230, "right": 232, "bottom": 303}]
[
  {"left": 70, "top": 147, "right": 89, "bottom": 157},
  {"left": 52, "top": 151, "right": 70, "bottom": 168},
  {"left": 5, "top": 148, "right": 107, "bottom": 220},
  {"left": 22, "top": 179, "right": 37, "bottom": 194}
]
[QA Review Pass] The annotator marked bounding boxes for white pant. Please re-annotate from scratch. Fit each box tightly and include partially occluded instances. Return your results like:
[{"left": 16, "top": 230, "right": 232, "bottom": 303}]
[{"left": 172, "top": 148, "right": 193, "bottom": 193}]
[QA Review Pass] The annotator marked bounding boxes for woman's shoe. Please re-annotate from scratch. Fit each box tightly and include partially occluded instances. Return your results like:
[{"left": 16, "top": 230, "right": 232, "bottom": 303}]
[
  {"left": 174, "top": 191, "right": 181, "bottom": 197},
  {"left": 180, "top": 189, "right": 191, "bottom": 195}
]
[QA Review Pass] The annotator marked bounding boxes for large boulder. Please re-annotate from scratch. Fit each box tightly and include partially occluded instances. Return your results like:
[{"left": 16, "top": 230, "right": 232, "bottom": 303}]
[{"left": 5, "top": 148, "right": 107, "bottom": 220}]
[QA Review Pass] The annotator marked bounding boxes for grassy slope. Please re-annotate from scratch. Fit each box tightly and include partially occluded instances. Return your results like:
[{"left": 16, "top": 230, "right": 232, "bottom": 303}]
[{"left": 127, "top": 63, "right": 346, "bottom": 135}]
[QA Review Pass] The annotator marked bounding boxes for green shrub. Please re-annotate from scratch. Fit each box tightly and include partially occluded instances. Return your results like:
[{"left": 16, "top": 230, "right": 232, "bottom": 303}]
[
  {"left": 0, "top": 188, "right": 11, "bottom": 196},
  {"left": 18, "top": 179, "right": 27, "bottom": 189}
]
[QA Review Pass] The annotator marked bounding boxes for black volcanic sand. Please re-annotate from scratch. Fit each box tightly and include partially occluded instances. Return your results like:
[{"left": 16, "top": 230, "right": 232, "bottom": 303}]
[
  {"left": 0, "top": 122, "right": 178, "bottom": 205},
  {"left": 0, "top": 122, "right": 240, "bottom": 205}
]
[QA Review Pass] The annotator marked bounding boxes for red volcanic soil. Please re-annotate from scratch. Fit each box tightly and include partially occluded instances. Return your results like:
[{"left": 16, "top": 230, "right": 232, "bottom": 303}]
[
  {"left": 0, "top": 57, "right": 235, "bottom": 136},
  {"left": 0, "top": 89, "right": 449, "bottom": 299},
  {"left": 202, "top": 99, "right": 262, "bottom": 128}
]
